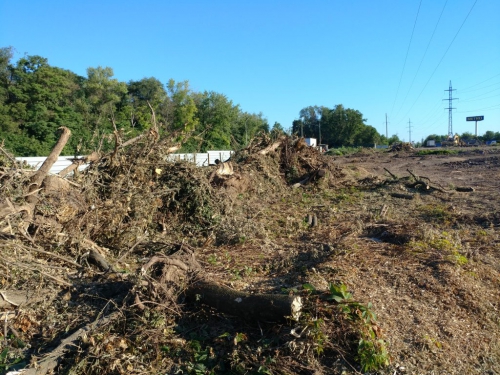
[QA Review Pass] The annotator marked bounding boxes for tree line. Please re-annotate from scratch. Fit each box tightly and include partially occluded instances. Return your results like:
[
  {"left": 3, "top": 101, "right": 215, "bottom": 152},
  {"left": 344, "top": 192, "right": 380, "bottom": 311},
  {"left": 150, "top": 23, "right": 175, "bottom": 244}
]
[
  {"left": 0, "top": 47, "right": 273, "bottom": 156},
  {"left": 6, "top": 46, "right": 495, "bottom": 157},
  {"left": 424, "top": 131, "right": 500, "bottom": 144}
]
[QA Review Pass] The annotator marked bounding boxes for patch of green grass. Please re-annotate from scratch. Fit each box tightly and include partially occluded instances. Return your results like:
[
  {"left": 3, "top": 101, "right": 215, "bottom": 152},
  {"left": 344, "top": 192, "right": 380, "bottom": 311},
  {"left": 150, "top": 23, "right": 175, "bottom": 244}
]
[
  {"left": 418, "top": 204, "right": 454, "bottom": 224},
  {"left": 326, "top": 146, "right": 363, "bottom": 156},
  {"left": 408, "top": 231, "right": 469, "bottom": 266}
]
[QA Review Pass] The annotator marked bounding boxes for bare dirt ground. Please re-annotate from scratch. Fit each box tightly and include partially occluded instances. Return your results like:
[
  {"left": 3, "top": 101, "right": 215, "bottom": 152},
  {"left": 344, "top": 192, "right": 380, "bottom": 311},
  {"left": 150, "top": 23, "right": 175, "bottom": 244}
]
[
  {"left": 1, "top": 138, "right": 499, "bottom": 375},
  {"left": 326, "top": 146, "right": 500, "bottom": 374}
]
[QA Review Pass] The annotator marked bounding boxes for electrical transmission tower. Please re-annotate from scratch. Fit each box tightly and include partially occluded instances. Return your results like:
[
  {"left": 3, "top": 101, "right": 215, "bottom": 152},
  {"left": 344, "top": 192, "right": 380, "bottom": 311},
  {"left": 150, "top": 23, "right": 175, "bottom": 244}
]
[{"left": 443, "top": 81, "right": 458, "bottom": 137}]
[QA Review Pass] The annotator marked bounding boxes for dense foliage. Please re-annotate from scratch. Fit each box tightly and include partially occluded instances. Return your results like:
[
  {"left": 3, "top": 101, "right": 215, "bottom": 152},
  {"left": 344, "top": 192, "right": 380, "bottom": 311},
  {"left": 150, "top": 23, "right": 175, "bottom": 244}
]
[
  {"left": 0, "top": 47, "right": 269, "bottom": 156},
  {"left": 291, "top": 105, "right": 398, "bottom": 147}
]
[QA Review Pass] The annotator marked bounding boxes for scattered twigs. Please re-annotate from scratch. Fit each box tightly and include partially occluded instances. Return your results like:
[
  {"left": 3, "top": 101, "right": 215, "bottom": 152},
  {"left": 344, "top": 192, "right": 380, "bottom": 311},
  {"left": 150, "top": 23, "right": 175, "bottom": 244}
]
[
  {"left": 18, "top": 244, "right": 80, "bottom": 268},
  {"left": 114, "top": 236, "right": 144, "bottom": 265},
  {"left": 20, "top": 311, "right": 121, "bottom": 375},
  {"left": 406, "top": 169, "right": 430, "bottom": 190},
  {"left": 5, "top": 261, "right": 72, "bottom": 287}
]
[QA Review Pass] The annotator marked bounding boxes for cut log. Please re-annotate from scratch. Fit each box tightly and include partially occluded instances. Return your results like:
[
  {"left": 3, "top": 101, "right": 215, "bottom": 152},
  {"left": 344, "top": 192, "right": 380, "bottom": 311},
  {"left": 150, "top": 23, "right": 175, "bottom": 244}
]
[
  {"left": 186, "top": 280, "right": 302, "bottom": 322},
  {"left": 390, "top": 192, "right": 414, "bottom": 200}
]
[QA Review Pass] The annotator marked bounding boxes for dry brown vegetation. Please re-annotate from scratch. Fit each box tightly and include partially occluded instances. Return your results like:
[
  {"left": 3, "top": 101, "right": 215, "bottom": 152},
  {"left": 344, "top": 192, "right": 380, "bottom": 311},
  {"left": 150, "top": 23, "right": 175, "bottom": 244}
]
[{"left": 0, "top": 129, "right": 499, "bottom": 375}]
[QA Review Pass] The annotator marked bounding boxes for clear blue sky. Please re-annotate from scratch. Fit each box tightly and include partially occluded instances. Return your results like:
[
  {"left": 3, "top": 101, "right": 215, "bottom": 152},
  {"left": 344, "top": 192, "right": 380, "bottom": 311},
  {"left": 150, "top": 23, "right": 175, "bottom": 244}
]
[{"left": 1, "top": 0, "right": 499, "bottom": 143}]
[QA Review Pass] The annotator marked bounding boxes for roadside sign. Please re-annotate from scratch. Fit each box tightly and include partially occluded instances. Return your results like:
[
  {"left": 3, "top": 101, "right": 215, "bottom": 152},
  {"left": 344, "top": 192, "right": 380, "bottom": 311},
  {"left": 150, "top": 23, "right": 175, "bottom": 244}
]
[{"left": 466, "top": 116, "right": 484, "bottom": 121}]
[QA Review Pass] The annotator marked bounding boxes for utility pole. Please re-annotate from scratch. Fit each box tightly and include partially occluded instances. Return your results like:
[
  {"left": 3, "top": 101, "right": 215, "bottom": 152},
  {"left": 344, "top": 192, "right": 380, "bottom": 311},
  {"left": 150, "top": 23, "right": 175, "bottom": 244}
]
[
  {"left": 407, "top": 119, "right": 413, "bottom": 144},
  {"left": 385, "top": 113, "right": 388, "bottom": 139},
  {"left": 318, "top": 119, "right": 321, "bottom": 145},
  {"left": 443, "top": 80, "right": 458, "bottom": 137}
]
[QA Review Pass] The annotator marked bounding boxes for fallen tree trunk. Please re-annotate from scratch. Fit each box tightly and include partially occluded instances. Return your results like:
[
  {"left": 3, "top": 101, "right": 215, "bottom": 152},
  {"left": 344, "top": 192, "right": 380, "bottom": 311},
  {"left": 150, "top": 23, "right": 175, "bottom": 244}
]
[{"left": 185, "top": 280, "right": 302, "bottom": 322}]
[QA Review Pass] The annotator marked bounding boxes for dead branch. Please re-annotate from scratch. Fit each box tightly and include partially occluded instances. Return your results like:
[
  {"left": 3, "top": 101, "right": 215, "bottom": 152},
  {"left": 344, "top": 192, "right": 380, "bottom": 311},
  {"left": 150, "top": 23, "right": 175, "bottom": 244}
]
[
  {"left": 0, "top": 145, "right": 17, "bottom": 165},
  {"left": 28, "top": 127, "right": 71, "bottom": 196},
  {"left": 58, "top": 152, "right": 100, "bottom": 178},
  {"left": 119, "top": 133, "right": 145, "bottom": 148},
  {"left": 383, "top": 167, "right": 398, "bottom": 179},
  {"left": 19, "top": 244, "right": 80, "bottom": 267},
  {"left": 292, "top": 169, "right": 326, "bottom": 188}
]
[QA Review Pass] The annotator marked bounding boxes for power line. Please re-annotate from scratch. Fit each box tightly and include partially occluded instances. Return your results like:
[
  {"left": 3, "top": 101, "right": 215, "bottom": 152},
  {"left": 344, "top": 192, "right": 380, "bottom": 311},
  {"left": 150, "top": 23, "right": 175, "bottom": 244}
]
[
  {"left": 459, "top": 89, "right": 500, "bottom": 102},
  {"left": 395, "top": 0, "right": 479, "bottom": 125},
  {"left": 394, "top": 0, "right": 448, "bottom": 119},
  {"left": 457, "top": 103, "right": 500, "bottom": 113},
  {"left": 391, "top": 0, "right": 422, "bottom": 114},
  {"left": 460, "top": 73, "right": 500, "bottom": 92}
]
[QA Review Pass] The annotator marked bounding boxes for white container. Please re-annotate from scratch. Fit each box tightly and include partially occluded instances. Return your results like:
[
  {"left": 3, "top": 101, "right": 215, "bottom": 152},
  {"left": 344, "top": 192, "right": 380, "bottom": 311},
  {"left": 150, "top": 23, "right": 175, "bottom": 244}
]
[{"left": 305, "top": 138, "right": 317, "bottom": 147}]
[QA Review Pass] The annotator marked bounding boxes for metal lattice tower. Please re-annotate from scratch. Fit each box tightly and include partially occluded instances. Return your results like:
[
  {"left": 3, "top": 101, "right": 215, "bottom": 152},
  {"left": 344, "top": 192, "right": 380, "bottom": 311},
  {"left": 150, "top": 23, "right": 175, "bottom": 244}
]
[{"left": 443, "top": 81, "right": 458, "bottom": 137}]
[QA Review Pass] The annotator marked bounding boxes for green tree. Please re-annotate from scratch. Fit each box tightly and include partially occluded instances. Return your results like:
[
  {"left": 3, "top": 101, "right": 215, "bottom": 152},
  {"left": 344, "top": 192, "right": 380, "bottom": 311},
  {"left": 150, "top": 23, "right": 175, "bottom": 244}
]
[
  {"left": 387, "top": 134, "right": 401, "bottom": 145},
  {"left": 460, "top": 132, "right": 474, "bottom": 141},
  {"left": 127, "top": 77, "right": 167, "bottom": 131},
  {"left": 193, "top": 91, "right": 239, "bottom": 151},
  {"left": 320, "top": 104, "right": 366, "bottom": 147},
  {"left": 2, "top": 55, "right": 85, "bottom": 155},
  {"left": 166, "top": 79, "right": 198, "bottom": 133},
  {"left": 482, "top": 130, "right": 495, "bottom": 141},
  {"left": 0, "top": 47, "right": 16, "bottom": 134},
  {"left": 353, "top": 125, "right": 381, "bottom": 146},
  {"left": 271, "top": 121, "right": 285, "bottom": 138},
  {"left": 292, "top": 106, "right": 322, "bottom": 139},
  {"left": 84, "top": 66, "right": 127, "bottom": 131}
]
